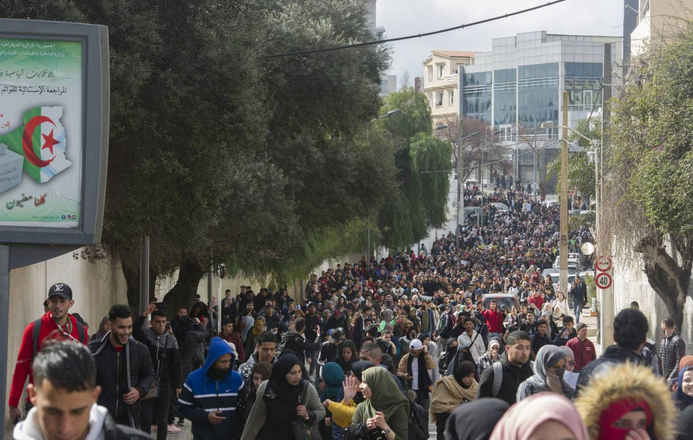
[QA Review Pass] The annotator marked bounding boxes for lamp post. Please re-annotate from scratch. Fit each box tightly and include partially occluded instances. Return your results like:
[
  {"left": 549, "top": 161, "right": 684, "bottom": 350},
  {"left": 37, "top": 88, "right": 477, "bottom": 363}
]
[{"left": 365, "top": 108, "right": 402, "bottom": 263}]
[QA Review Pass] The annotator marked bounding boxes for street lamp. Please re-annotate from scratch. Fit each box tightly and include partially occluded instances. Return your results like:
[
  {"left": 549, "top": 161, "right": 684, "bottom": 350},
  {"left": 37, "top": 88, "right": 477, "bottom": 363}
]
[{"left": 365, "top": 108, "right": 402, "bottom": 263}]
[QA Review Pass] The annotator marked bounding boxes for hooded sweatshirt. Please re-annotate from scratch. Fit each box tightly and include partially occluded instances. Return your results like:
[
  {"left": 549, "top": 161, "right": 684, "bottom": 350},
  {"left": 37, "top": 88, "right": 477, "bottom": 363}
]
[{"left": 178, "top": 337, "right": 245, "bottom": 440}]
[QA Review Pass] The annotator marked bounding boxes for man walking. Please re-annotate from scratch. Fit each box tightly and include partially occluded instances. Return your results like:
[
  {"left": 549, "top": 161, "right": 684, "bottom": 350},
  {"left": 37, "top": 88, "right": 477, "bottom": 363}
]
[
  {"left": 397, "top": 339, "right": 435, "bottom": 412},
  {"left": 133, "top": 305, "right": 183, "bottom": 437},
  {"left": 530, "top": 320, "right": 551, "bottom": 355},
  {"left": 9, "top": 283, "right": 89, "bottom": 423},
  {"left": 571, "top": 275, "right": 586, "bottom": 323},
  {"left": 238, "top": 331, "right": 278, "bottom": 382},
  {"left": 476, "top": 331, "right": 533, "bottom": 405},
  {"left": 456, "top": 317, "right": 485, "bottom": 363},
  {"left": 552, "top": 315, "right": 577, "bottom": 347},
  {"left": 660, "top": 317, "right": 686, "bottom": 389},
  {"left": 89, "top": 305, "right": 155, "bottom": 427},
  {"left": 178, "top": 337, "right": 245, "bottom": 440},
  {"left": 565, "top": 323, "right": 596, "bottom": 371}
]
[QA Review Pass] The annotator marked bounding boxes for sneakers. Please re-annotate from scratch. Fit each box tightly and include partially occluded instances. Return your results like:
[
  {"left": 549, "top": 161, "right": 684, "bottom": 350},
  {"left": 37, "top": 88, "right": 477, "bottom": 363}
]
[{"left": 167, "top": 425, "right": 181, "bottom": 433}]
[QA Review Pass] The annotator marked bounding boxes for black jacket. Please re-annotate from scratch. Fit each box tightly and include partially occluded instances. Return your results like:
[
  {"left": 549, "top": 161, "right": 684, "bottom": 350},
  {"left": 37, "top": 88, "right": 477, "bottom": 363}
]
[
  {"left": 88, "top": 334, "right": 156, "bottom": 425},
  {"left": 103, "top": 413, "right": 153, "bottom": 440},
  {"left": 660, "top": 332, "right": 686, "bottom": 383},
  {"left": 281, "top": 331, "right": 321, "bottom": 365},
  {"left": 530, "top": 332, "right": 551, "bottom": 355},
  {"left": 552, "top": 327, "right": 578, "bottom": 346},
  {"left": 133, "top": 316, "right": 183, "bottom": 389},
  {"left": 476, "top": 352, "right": 533, "bottom": 405},
  {"left": 575, "top": 345, "right": 648, "bottom": 395}
]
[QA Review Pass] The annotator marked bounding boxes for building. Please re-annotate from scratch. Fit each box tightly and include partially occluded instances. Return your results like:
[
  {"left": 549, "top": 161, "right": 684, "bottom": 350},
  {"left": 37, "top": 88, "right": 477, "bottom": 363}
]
[
  {"left": 629, "top": 0, "right": 693, "bottom": 58},
  {"left": 422, "top": 50, "right": 475, "bottom": 128},
  {"left": 457, "top": 31, "right": 621, "bottom": 189},
  {"left": 380, "top": 74, "right": 398, "bottom": 97}
]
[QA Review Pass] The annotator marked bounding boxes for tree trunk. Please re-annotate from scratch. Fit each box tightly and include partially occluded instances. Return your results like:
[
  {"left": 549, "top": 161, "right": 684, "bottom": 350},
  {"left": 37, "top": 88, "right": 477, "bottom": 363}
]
[
  {"left": 121, "top": 263, "right": 158, "bottom": 311},
  {"left": 638, "top": 235, "right": 693, "bottom": 332},
  {"left": 162, "top": 258, "right": 205, "bottom": 319}
]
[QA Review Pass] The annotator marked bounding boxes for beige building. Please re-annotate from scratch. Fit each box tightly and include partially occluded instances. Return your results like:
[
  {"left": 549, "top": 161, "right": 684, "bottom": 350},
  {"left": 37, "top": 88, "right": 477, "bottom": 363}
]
[
  {"left": 422, "top": 50, "right": 474, "bottom": 127},
  {"left": 630, "top": 0, "right": 693, "bottom": 57}
]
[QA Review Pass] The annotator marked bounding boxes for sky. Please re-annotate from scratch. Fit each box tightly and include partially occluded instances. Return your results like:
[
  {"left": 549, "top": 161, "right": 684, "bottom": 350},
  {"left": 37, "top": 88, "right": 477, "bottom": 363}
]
[{"left": 376, "top": 0, "right": 626, "bottom": 84}]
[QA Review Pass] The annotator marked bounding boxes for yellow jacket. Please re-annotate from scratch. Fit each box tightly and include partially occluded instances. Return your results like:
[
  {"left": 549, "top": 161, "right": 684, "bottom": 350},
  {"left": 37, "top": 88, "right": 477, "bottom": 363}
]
[{"left": 328, "top": 399, "right": 357, "bottom": 428}]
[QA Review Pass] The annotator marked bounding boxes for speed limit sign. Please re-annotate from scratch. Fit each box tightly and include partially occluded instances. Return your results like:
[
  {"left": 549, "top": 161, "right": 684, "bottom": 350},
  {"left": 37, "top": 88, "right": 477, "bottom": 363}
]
[{"left": 596, "top": 272, "right": 612, "bottom": 290}]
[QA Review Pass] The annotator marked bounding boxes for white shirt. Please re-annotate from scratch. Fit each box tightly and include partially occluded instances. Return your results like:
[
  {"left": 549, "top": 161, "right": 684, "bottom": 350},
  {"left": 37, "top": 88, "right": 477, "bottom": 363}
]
[
  {"left": 412, "top": 357, "right": 420, "bottom": 390},
  {"left": 457, "top": 330, "right": 486, "bottom": 363}
]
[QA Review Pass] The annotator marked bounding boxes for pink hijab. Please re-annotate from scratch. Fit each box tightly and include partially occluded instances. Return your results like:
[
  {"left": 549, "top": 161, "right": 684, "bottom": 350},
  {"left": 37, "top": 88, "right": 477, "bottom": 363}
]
[{"left": 490, "top": 393, "right": 588, "bottom": 440}]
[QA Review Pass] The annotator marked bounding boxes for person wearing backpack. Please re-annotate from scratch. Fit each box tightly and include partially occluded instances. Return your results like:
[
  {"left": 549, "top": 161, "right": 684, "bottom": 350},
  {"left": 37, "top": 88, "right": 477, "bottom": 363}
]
[
  {"left": 475, "top": 331, "right": 532, "bottom": 406},
  {"left": 9, "top": 283, "right": 89, "bottom": 424}
]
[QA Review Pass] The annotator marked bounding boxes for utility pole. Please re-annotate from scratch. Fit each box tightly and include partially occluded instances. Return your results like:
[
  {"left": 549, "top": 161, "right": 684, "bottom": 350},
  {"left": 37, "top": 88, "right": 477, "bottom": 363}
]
[
  {"left": 599, "top": 43, "right": 615, "bottom": 348},
  {"left": 560, "top": 91, "right": 569, "bottom": 298},
  {"left": 456, "top": 115, "right": 463, "bottom": 249}
]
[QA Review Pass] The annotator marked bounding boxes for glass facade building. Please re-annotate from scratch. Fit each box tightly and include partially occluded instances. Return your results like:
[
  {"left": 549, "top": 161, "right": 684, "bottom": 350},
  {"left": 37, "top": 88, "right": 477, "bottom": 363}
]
[{"left": 462, "top": 72, "right": 492, "bottom": 123}]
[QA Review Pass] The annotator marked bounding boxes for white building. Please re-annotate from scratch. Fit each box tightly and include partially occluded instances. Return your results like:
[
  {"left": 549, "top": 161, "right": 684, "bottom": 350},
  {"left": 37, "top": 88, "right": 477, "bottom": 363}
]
[{"left": 422, "top": 50, "right": 475, "bottom": 128}]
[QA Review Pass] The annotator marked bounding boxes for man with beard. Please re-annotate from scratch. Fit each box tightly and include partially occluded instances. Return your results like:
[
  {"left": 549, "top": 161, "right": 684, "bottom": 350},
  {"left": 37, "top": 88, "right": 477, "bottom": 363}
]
[
  {"left": 89, "top": 305, "right": 155, "bottom": 427},
  {"left": 178, "top": 337, "right": 245, "bottom": 440},
  {"left": 475, "top": 331, "right": 533, "bottom": 405}
]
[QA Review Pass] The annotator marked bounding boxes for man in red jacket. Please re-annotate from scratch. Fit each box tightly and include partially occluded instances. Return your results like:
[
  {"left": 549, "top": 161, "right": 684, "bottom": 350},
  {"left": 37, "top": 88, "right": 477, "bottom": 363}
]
[
  {"left": 483, "top": 300, "right": 504, "bottom": 343},
  {"left": 8, "top": 283, "right": 89, "bottom": 423},
  {"left": 565, "top": 322, "right": 596, "bottom": 371}
]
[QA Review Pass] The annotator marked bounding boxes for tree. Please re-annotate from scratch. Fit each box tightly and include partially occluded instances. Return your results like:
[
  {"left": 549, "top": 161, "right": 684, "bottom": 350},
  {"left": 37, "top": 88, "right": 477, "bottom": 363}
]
[
  {"left": 546, "top": 118, "right": 598, "bottom": 201},
  {"left": 605, "top": 21, "right": 693, "bottom": 331}
]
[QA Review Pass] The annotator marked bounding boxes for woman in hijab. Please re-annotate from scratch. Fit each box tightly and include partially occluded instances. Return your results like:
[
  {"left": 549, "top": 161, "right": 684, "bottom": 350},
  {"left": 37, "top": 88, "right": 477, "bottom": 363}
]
[
  {"left": 324, "top": 361, "right": 375, "bottom": 430},
  {"left": 242, "top": 354, "right": 325, "bottom": 440},
  {"left": 575, "top": 363, "right": 676, "bottom": 440},
  {"left": 516, "top": 345, "right": 572, "bottom": 401},
  {"left": 234, "top": 362, "right": 273, "bottom": 440},
  {"left": 352, "top": 367, "right": 410, "bottom": 440},
  {"left": 440, "top": 339, "right": 459, "bottom": 372},
  {"left": 430, "top": 361, "right": 478, "bottom": 440},
  {"left": 490, "top": 393, "right": 588, "bottom": 440},
  {"left": 90, "top": 315, "right": 111, "bottom": 341},
  {"left": 244, "top": 317, "right": 266, "bottom": 358},
  {"left": 673, "top": 366, "right": 693, "bottom": 411},
  {"left": 444, "top": 399, "right": 509, "bottom": 440},
  {"left": 399, "top": 328, "right": 417, "bottom": 358},
  {"left": 320, "top": 363, "right": 346, "bottom": 440},
  {"left": 332, "top": 340, "right": 357, "bottom": 375},
  {"left": 672, "top": 355, "right": 693, "bottom": 392}
]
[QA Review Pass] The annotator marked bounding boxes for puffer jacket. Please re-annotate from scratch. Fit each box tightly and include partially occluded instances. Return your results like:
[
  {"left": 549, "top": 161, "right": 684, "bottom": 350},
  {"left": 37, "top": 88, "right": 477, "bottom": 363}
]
[
  {"left": 133, "top": 316, "right": 183, "bottom": 388},
  {"left": 178, "top": 337, "right": 245, "bottom": 440},
  {"left": 660, "top": 332, "right": 686, "bottom": 384},
  {"left": 88, "top": 334, "right": 155, "bottom": 426},
  {"left": 575, "top": 363, "right": 676, "bottom": 440}
]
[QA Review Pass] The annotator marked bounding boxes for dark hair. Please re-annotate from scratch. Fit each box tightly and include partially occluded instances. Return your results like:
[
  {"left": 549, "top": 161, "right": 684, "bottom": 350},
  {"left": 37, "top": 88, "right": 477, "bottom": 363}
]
[
  {"left": 536, "top": 319, "right": 548, "bottom": 327},
  {"left": 360, "top": 342, "right": 382, "bottom": 358},
  {"left": 562, "top": 315, "right": 574, "bottom": 324},
  {"left": 463, "top": 317, "right": 473, "bottom": 325},
  {"left": 630, "top": 301, "right": 640, "bottom": 309},
  {"left": 33, "top": 341, "right": 96, "bottom": 392},
  {"left": 222, "top": 318, "right": 234, "bottom": 327},
  {"left": 294, "top": 318, "right": 306, "bottom": 332},
  {"left": 151, "top": 310, "right": 166, "bottom": 320},
  {"left": 257, "top": 331, "right": 277, "bottom": 346},
  {"left": 506, "top": 330, "right": 530, "bottom": 346},
  {"left": 662, "top": 317, "right": 675, "bottom": 329},
  {"left": 613, "top": 308, "right": 649, "bottom": 350},
  {"left": 108, "top": 304, "right": 132, "bottom": 322}
]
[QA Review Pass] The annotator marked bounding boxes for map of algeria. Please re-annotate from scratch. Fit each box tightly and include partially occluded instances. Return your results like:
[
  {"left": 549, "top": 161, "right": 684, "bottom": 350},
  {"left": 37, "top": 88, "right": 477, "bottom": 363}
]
[{"left": 0, "top": 106, "right": 71, "bottom": 184}]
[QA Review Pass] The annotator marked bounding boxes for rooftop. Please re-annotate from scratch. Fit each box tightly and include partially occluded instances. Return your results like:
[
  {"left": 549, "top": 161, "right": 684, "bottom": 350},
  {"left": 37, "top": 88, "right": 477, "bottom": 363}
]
[{"left": 431, "top": 50, "right": 476, "bottom": 58}]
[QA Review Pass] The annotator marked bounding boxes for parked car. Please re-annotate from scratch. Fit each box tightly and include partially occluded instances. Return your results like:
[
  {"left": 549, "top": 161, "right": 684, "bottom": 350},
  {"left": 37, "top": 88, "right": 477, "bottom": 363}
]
[{"left": 482, "top": 293, "right": 520, "bottom": 312}]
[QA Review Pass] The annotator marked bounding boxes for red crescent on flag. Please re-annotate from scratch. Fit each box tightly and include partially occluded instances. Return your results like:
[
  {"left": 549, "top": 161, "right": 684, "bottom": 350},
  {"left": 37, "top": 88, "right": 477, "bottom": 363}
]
[{"left": 22, "top": 116, "right": 56, "bottom": 167}]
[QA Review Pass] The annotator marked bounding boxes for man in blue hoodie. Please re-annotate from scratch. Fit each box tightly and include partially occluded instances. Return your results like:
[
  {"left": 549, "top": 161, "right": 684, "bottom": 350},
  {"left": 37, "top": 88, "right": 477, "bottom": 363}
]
[{"left": 178, "top": 337, "right": 245, "bottom": 440}]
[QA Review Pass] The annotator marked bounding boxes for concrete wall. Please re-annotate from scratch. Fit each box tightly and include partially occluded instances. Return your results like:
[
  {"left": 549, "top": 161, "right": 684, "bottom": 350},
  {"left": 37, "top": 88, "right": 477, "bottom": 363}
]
[{"left": 612, "top": 253, "right": 693, "bottom": 352}]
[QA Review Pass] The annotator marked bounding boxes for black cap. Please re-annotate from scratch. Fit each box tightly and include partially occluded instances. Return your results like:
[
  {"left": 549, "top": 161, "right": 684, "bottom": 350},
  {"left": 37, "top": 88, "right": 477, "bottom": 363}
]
[{"left": 47, "top": 283, "right": 72, "bottom": 300}]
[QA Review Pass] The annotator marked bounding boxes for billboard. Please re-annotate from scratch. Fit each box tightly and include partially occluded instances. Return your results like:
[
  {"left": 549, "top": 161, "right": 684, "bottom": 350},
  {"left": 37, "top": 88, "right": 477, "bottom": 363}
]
[
  {"left": 0, "top": 19, "right": 109, "bottom": 251},
  {"left": 0, "top": 38, "right": 83, "bottom": 227}
]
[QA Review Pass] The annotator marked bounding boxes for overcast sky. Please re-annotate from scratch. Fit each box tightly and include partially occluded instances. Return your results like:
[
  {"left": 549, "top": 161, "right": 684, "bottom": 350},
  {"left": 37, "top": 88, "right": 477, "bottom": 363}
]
[{"left": 377, "top": 0, "right": 626, "bottom": 83}]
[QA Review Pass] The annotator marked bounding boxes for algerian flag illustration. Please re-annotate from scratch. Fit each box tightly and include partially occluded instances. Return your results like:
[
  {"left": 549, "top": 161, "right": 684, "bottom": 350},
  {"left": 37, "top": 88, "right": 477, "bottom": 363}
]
[{"left": 0, "top": 106, "right": 72, "bottom": 183}]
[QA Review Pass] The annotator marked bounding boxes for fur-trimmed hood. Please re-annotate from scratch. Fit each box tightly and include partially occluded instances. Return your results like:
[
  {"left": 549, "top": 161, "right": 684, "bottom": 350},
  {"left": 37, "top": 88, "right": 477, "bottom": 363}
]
[{"left": 574, "top": 363, "right": 676, "bottom": 440}]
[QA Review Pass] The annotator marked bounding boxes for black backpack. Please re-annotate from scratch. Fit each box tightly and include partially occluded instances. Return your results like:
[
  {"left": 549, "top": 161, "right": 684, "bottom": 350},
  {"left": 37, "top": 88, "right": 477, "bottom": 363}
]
[
  {"left": 408, "top": 401, "right": 428, "bottom": 440},
  {"left": 32, "top": 317, "right": 86, "bottom": 359}
]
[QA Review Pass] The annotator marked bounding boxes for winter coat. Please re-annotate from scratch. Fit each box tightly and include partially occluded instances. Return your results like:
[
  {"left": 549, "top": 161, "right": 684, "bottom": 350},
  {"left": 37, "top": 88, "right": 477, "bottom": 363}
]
[
  {"left": 178, "top": 337, "right": 245, "bottom": 440},
  {"left": 575, "top": 345, "right": 648, "bottom": 394},
  {"left": 575, "top": 363, "right": 676, "bottom": 440},
  {"left": 660, "top": 332, "right": 686, "bottom": 385},
  {"left": 132, "top": 316, "right": 183, "bottom": 388},
  {"left": 88, "top": 334, "right": 155, "bottom": 426},
  {"left": 280, "top": 331, "right": 321, "bottom": 365}
]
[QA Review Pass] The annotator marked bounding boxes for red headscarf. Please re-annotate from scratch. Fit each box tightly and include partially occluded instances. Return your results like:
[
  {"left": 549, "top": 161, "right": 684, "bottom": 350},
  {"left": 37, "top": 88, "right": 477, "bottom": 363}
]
[{"left": 598, "top": 399, "right": 652, "bottom": 440}]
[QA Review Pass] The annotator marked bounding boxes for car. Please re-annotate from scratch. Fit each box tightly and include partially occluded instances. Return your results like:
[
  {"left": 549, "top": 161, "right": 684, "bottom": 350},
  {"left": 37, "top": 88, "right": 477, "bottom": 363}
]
[
  {"left": 551, "top": 273, "right": 577, "bottom": 293},
  {"left": 541, "top": 268, "right": 560, "bottom": 280},
  {"left": 482, "top": 293, "right": 520, "bottom": 312},
  {"left": 491, "top": 202, "right": 509, "bottom": 211},
  {"left": 542, "top": 201, "right": 559, "bottom": 208}
]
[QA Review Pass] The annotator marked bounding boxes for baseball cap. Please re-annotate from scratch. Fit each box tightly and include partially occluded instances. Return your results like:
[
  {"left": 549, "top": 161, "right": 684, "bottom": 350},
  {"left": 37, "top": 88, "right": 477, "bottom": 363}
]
[
  {"left": 576, "top": 322, "right": 588, "bottom": 331},
  {"left": 47, "top": 283, "right": 72, "bottom": 300},
  {"left": 409, "top": 339, "right": 423, "bottom": 351}
]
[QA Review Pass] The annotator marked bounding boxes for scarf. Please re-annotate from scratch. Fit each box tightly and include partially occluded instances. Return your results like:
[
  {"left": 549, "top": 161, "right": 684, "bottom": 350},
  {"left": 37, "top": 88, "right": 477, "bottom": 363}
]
[
  {"left": 266, "top": 354, "right": 303, "bottom": 405},
  {"left": 350, "top": 361, "right": 375, "bottom": 382},
  {"left": 362, "top": 367, "right": 410, "bottom": 420},
  {"left": 320, "top": 362, "right": 345, "bottom": 401},
  {"left": 251, "top": 318, "right": 265, "bottom": 336},
  {"left": 598, "top": 399, "right": 652, "bottom": 440},
  {"left": 429, "top": 373, "right": 478, "bottom": 422},
  {"left": 407, "top": 351, "right": 432, "bottom": 394},
  {"left": 453, "top": 361, "right": 476, "bottom": 389},
  {"left": 445, "top": 399, "right": 509, "bottom": 440},
  {"left": 522, "top": 345, "right": 569, "bottom": 395}
]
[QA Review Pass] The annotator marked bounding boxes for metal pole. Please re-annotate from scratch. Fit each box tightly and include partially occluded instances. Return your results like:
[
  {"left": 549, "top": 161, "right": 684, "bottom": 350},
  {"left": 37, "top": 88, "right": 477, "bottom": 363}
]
[
  {"left": 599, "top": 43, "right": 614, "bottom": 348},
  {"left": 560, "top": 91, "right": 569, "bottom": 299},
  {"left": 139, "top": 235, "right": 150, "bottom": 315},
  {"left": 366, "top": 228, "right": 371, "bottom": 266},
  {"left": 208, "top": 251, "right": 213, "bottom": 332},
  {"left": 456, "top": 115, "right": 464, "bottom": 249},
  {"left": 0, "top": 245, "right": 10, "bottom": 438}
]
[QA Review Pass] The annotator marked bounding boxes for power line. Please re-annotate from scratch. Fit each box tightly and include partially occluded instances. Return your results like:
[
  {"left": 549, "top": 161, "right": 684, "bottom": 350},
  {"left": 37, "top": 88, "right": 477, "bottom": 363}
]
[{"left": 258, "top": 0, "right": 572, "bottom": 59}]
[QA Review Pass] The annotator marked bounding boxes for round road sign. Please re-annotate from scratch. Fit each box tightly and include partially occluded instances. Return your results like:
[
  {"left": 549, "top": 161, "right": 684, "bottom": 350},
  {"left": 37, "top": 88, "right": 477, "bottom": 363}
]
[
  {"left": 596, "top": 272, "right": 612, "bottom": 289},
  {"left": 595, "top": 256, "right": 612, "bottom": 272}
]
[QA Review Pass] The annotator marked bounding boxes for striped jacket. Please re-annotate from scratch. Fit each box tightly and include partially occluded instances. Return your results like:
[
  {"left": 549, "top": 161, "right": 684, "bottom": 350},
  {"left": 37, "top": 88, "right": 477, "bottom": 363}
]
[{"left": 178, "top": 337, "right": 245, "bottom": 440}]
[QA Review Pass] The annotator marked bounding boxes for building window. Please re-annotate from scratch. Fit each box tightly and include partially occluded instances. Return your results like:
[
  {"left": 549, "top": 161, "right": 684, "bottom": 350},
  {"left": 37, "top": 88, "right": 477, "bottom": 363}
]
[
  {"left": 428, "top": 66, "right": 433, "bottom": 82},
  {"left": 449, "top": 90, "right": 455, "bottom": 105},
  {"left": 437, "top": 64, "right": 444, "bottom": 78},
  {"left": 436, "top": 92, "right": 443, "bottom": 106}
]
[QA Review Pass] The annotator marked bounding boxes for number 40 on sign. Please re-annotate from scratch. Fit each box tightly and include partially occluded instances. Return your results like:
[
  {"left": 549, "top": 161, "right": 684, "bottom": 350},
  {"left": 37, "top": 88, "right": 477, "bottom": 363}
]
[{"left": 596, "top": 272, "right": 612, "bottom": 290}]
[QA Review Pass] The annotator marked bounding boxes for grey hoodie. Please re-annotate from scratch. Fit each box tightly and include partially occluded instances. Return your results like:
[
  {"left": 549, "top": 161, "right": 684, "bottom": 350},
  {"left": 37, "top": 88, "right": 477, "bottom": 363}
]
[{"left": 14, "top": 405, "right": 108, "bottom": 440}]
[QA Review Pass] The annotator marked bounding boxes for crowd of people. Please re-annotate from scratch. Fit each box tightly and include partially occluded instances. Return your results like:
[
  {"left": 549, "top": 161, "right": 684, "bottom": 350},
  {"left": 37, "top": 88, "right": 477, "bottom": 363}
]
[{"left": 7, "top": 187, "right": 693, "bottom": 440}]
